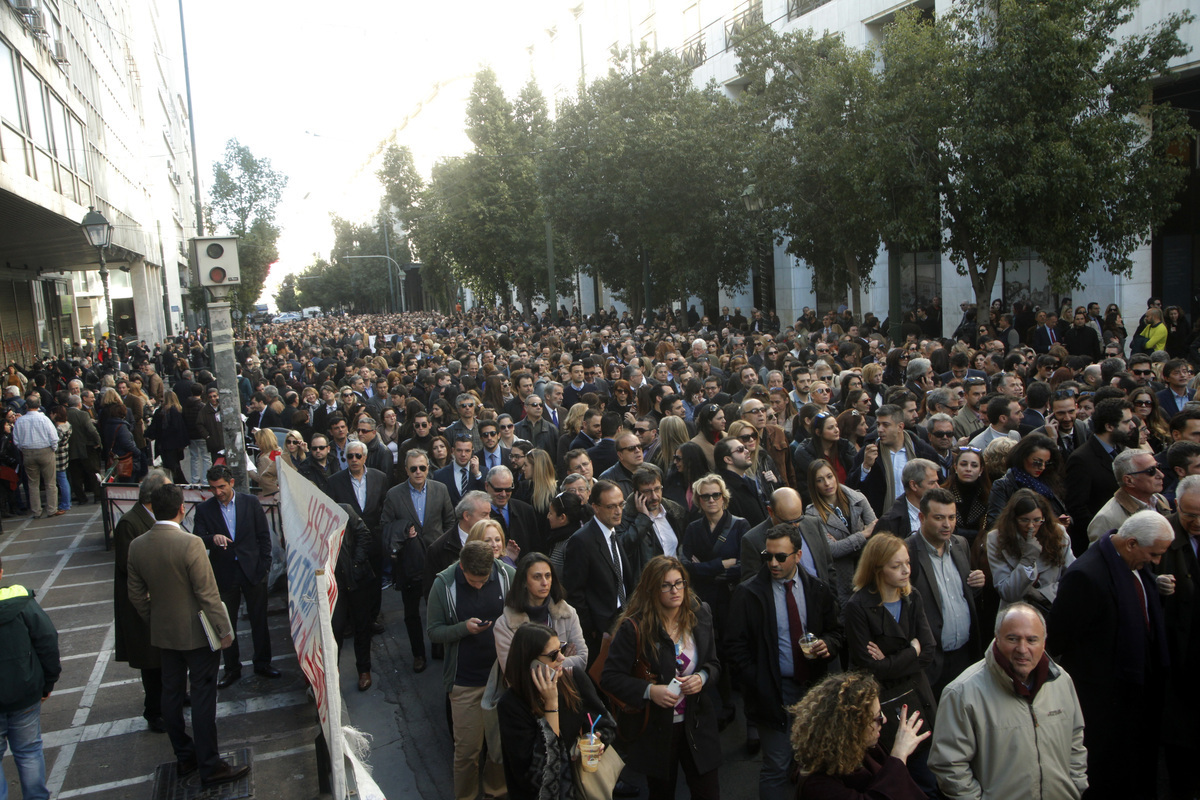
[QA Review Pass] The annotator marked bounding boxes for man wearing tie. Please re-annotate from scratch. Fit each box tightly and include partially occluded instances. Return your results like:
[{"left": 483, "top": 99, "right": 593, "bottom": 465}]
[
  {"left": 474, "top": 419, "right": 509, "bottom": 472},
  {"left": 1158, "top": 359, "right": 1195, "bottom": 419},
  {"left": 433, "top": 435, "right": 483, "bottom": 505},
  {"left": 1038, "top": 391, "right": 1090, "bottom": 458},
  {"left": 563, "top": 480, "right": 634, "bottom": 664},
  {"left": 542, "top": 382, "right": 564, "bottom": 429},
  {"left": 484, "top": 465, "right": 539, "bottom": 554}
]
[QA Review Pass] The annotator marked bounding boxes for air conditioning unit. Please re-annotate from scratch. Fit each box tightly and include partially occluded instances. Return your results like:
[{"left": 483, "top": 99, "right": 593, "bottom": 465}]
[
  {"left": 171, "top": 171, "right": 181, "bottom": 185},
  {"left": 54, "top": 40, "right": 68, "bottom": 64},
  {"left": 13, "top": 0, "right": 36, "bottom": 13},
  {"left": 26, "top": 9, "right": 45, "bottom": 33}
]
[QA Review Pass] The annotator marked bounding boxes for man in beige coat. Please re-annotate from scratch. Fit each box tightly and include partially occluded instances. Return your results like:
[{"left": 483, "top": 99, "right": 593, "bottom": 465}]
[{"left": 127, "top": 482, "right": 249, "bottom": 788}]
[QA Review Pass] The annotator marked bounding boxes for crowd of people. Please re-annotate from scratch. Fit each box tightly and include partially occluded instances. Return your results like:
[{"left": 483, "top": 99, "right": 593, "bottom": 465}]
[{"left": 2, "top": 293, "right": 1200, "bottom": 800}]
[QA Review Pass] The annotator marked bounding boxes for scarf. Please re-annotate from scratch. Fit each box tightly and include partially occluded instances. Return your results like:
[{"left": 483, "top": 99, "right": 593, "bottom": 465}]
[
  {"left": 1008, "top": 467, "right": 1056, "bottom": 500},
  {"left": 1094, "top": 533, "right": 1169, "bottom": 685},
  {"left": 525, "top": 600, "right": 551, "bottom": 626},
  {"left": 991, "top": 641, "right": 1051, "bottom": 701},
  {"left": 951, "top": 482, "right": 988, "bottom": 530}
]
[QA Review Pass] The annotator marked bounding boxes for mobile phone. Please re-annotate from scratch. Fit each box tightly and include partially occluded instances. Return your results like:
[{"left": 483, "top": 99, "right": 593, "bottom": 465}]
[
  {"left": 666, "top": 677, "right": 683, "bottom": 695},
  {"left": 865, "top": 435, "right": 879, "bottom": 447},
  {"left": 478, "top": 619, "right": 492, "bottom": 626}
]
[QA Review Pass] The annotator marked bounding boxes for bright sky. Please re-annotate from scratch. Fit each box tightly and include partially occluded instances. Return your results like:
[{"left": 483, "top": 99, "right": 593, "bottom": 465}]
[{"left": 182, "top": 0, "right": 562, "bottom": 306}]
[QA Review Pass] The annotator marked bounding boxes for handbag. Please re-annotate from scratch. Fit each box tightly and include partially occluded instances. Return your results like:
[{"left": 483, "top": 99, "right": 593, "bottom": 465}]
[
  {"left": 587, "top": 620, "right": 656, "bottom": 741},
  {"left": 572, "top": 745, "right": 625, "bottom": 800},
  {"left": 109, "top": 450, "right": 133, "bottom": 480}
]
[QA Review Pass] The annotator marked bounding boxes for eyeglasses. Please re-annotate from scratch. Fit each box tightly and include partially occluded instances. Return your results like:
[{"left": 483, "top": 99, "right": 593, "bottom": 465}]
[
  {"left": 633, "top": 427, "right": 650, "bottom": 434},
  {"left": 499, "top": 423, "right": 514, "bottom": 430},
  {"left": 527, "top": 402, "right": 543, "bottom": 409},
  {"left": 458, "top": 403, "right": 474, "bottom": 409},
  {"left": 1029, "top": 458, "right": 1047, "bottom": 469},
  {"left": 357, "top": 428, "right": 372, "bottom": 435},
  {"left": 481, "top": 430, "right": 499, "bottom": 437},
  {"left": 672, "top": 454, "right": 682, "bottom": 463},
  {"left": 285, "top": 439, "right": 300, "bottom": 445},
  {"left": 930, "top": 429, "right": 954, "bottom": 438},
  {"left": 488, "top": 484, "right": 513, "bottom": 493},
  {"left": 408, "top": 465, "right": 428, "bottom": 473},
  {"left": 697, "top": 491, "right": 723, "bottom": 502},
  {"left": 873, "top": 713, "right": 885, "bottom": 727},
  {"left": 760, "top": 550, "right": 796, "bottom": 563},
  {"left": 1127, "top": 465, "right": 1161, "bottom": 477},
  {"left": 1132, "top": 369, "right": 1154, "bottom": 377},
  {"left": 311, "top": 444, "right": 328, "bottom": 451},
  {"left": 414, "top": 420, "right": 431, "bottom": 428},
  {"left": 660, "top": 579, "right": 687, "bottom": 593}
]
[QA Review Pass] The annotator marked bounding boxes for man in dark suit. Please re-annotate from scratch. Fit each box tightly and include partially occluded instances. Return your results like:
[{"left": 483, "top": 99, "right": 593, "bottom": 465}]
[
  {"left": 327, "top": 441, "right": 390, "bottom": 632},
  {"left": 128, "top": 481, "right": 248, "bottom": 788},
  {"left": 474, "top": 418, "right": 509, "bottom": 473},
  {"left": 1154, "top": 476, "right": 1200, "bottom": 799},
  {"left": 586, "top": 413, "right": 621, "bottom": 475},
  {"left": 848, "top": 404, "right": 940, "bottom": 518},
  {"left": 1031, "top": 312, "right": 1062, "bottom": 354},
  {"left": 598, "top": 429, "right": 643, "bottom": 497},
  {"left": 618, "top": 465, "right": 688, "bottom": 583},
  {"left": 1158, "top": 358, "right": 1195, "bottom": 420},
  {"left": 904, "top": 488, "right": 984, "bottom": 698},
  {"left": 740, "top": 488, "right": 835, "bottom": 586},
  {"left": 1066, "top": 398, "right": 1136, "bottom": 552},
  {"left": 193, "top": 464, "right": 278, "bottom": 688},
  {"left": 727, "top": 524, "right": 842, "bottom": 800},
  {"left": 65, "top": 393, "right": 102, "bottom": 503},
  {"left": 484, "top": 465, "right": 539, "bottom": 554},
  {"left": 1035, "top": 391, "right": 1090, "bottom": 459},
  {"left": 513, "top": 392, "right": 558, "bottom": 453},
  {"left": 563, "top": 480, "right": 635, "bottom": 663},
  {"left": 1049, "top": 511, "right": 1172, "bottom": 800},
  {"left": 354, "top": 416, "right": 393, "bottom": 483},
  {"left": 380, "top": 449, "right": 455, "bottom": 674},
  {"left": 715, "top": 437, "right": 768, "bottom": 528},
  {"left": 432, "top": 434, "right": 483, "bottom": 506},
  {"left": 311, "top": 384, "right": 343, "bottom": 436},
  {"left": 113, "top": 471, "right": 171, "bottom": 732},
  {"left": 245, "top": 392, "right": 281, "bottom": 432},
  {"left": 876, "top": 459, "right": 941, "bottom": 539}
]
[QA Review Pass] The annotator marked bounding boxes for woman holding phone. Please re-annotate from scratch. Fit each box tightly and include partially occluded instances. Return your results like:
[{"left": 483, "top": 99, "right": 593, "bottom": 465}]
[{"left": 498, "top": 623, "right": 616, "bottom": 800}]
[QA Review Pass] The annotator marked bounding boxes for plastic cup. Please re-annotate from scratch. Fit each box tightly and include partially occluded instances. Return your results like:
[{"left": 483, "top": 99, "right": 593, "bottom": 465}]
[
  {"left": 578, "top": 736, "right": 603, "bottom": 772},
  {"left": 799, "top": 633, "right": 818, "bottom": 659}
]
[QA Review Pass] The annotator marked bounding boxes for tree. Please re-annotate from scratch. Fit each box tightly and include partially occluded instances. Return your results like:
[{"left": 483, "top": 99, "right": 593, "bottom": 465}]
[
  {"left": 544, "top": 48, "right": 759, "bottom": 318},
  {"left": 735, "top": 28, "right": 938, "bottom": 314},
  {"left": 208, "top": 139, "right": 288, "bottom": 315},
  {"left": 274, "top": 274, "right": 300, "bottom": 312},
  {"left": 880, "top": 0, "right": 1194, "bottom": 310}
]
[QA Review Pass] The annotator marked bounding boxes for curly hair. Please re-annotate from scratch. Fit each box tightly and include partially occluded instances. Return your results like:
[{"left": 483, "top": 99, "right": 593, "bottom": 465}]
[{"left": 789, "top": 672, "right": 880, "bottom": 777}]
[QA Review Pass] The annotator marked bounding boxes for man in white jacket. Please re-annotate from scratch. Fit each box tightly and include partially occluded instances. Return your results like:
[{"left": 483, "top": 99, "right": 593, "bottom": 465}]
[{"left": 928, "top": 603, "right": 1087, "bottom": 799}]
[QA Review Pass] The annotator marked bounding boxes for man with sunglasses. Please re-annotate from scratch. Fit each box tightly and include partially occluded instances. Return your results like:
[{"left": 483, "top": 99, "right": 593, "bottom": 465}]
[
  {"left": 328, "top": 441, "right": 390, "bottom": 634},
  {"left": 355, "top": 416, "right": 393, "bottom": 483},
  {"left": 485, "top": 465, "right": 538, "bottom": 555},
  {"left": 299, "top": 433, "right": 337, "bottom": 493},
  {"left": 474, "top": 419, "right": 509, "bottom": 474},
  {"left": 739, "top": 488, "right": 835, "bottom": 586},
  {"left": 599, "top": 430, "right": 643, "bottom": 498},
  {"left": 381, "top": 450, "right": 455, "bottom": 675},
  {"left": 715, "top": 436, "right": 768, "bottom": 527},
  {"left": 397, "top": 410, "right": 436, "bottom": 463},
  {"left": 1087, "top": 450, "right": 1170, "bottom": 545},
  {"left": 727, "top": 523, "right": 842, "bottom": 800},
  {"left": 445, "top": 393, "right": 482, "bottom": 449}
]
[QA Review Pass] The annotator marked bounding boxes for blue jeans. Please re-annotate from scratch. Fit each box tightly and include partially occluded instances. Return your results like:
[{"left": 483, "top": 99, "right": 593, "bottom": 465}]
[
  {"left": 0, "top": 702, "right": 49, "bottom": 800},
  {"left": 55, "top": 471, "right": 70, "bottom": 510}
]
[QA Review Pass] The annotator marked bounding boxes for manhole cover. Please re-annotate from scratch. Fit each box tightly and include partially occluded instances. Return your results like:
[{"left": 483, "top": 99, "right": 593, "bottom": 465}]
[{"left": 151, "top": 748, "right": 254, "bottom": 800}]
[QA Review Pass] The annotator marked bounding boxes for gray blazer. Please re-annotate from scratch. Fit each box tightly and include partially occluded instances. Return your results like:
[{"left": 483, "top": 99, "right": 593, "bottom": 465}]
[
  {"left": 802, "top": 486, "right": 877, "bottom": 609},
  {"left": 380, "top": 478, "right": 456, "bottom": 551}
]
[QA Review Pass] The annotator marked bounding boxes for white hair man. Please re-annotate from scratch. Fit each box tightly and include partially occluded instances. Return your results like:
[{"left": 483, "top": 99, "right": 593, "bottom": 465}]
[
  {"left": 929, "top": 603, "right": 1087, "bottom": 799},
  {"left": 1086, "top": 449, "right": 1170, "bottom": 544},
  {"left": 1048, "top": 510, "right": 1172, "bottom": 799}
]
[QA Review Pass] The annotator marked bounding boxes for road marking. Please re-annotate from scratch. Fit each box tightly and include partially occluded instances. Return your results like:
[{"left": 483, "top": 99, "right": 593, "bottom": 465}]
[
  {"left": 0, "top": 515, "right": 34, "bottom": 554},
  {"left": 37, "top": 507, "right": 102, "bottom": 599},
  {"left": 57, "top": 622, "right": 113, "bottom": 635},
  {"left": 52, "top": 677, "right": 141, "bottom": 696},
  {"left": 45, "top": 624, "right": 115, "bottom": 797},
  {"left": 42, "top": 600, "right": 110, "bottom": 612},
  {"left": 48, "top": 578, "right": 112, "bottom": 589}
]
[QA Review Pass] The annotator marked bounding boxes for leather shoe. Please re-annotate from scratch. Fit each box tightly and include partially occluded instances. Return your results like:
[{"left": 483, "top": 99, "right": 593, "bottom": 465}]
[
  {"left": 217, "top": 669, "right": 242, "bottom": 689},
  {"left": 613, "top": 779, "right": 639, "bottom": 797},
  {"left": 371, "top": 621, "right": 385, "bottom": 635},
  {"left": 176, "top": 758, "right": 198, "bottom": 777},
  {"left": 413, "top": 656, "right": 427, "bottom": 673},
  {"left": 201, "top": 760, "right": 251, "bottom": 787},
  {"left": 145, "top": 715, "right": 166, "bottom": 733},
  {"left": 254, "top": 665, "right": 282, "bottom": 679},
  {"left": 358, "top": 672, "right": 372, "bottom": 691},
  {"left": 746, "top": 733, "right": 761, "bottom": 755}
]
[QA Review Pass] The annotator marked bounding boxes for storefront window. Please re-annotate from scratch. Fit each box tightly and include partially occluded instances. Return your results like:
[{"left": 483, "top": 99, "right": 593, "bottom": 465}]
[{"left": 898, "top": 251, "right": 941, "bottom": 313}]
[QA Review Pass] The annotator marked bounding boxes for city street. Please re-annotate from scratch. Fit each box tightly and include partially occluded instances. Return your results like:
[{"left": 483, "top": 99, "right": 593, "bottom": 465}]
[{"left": 0, "top": 498, "right": 762, "bottom": 800}]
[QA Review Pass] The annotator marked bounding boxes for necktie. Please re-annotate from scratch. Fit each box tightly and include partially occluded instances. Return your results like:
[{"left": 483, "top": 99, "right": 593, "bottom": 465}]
[
  {"left": 610, "top": 533, "right": 626, "bottom": 604},
  {"left": 460, "top": 466, "right": 468, "bottom": 494},
  {"left": 1049, "top": 328, "right": 1056, "bottom": 344},
  {"left": 488, "top": 452, "right": 496, "bottom": 470},
  {"left": 1060, "top": 434, "right": 1073, "bottom": 455},
  {"left": 784, "top": 580, "right": 808, "bottom": 680}
]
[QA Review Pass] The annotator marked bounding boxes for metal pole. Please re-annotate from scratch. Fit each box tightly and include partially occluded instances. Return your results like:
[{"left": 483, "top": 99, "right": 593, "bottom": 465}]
[
  {"left": 207, "top": 289, "right": 249, "bottom": 492},
  {"left": 157, "top": 220, "right": 172, "bottom": 340},
  {"left": 382, "top": 212, "right": 395, "bottom": 313},
  {"left": 545, "top": 215, "right": 555, "bottom": 316},
  {"left": 179, "top": 0, "right": 204, "bottom": 237},
  {"left": 98, "top": 252, "right": 113, "bottom": 339}
]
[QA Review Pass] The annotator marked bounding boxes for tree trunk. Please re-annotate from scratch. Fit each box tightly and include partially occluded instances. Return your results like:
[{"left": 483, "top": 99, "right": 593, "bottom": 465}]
[
  {"left": 969, "top": 252, "right": 1001, "bottom": 314},
  {"left": 844, "top": 251, "right": 862, "bottom": 323}
]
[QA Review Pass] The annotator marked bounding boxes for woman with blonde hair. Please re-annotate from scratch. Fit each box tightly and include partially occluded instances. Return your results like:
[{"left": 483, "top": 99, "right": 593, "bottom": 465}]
[
  {"left": 805, "top": 458, "right": 877, "bottom": 608},
  {"left": 728, "top": 419, "right": 782, "bottom": 496},
  {"left": 280, "top": 429, "right": 308, "bottom": 470},
  {"left": 468, "top": 518, "right": 520, "bottom": 566},
  {"left": 251, "top": 428, "right": 281, "bottom": 494},
  {"left": 844, "top": 533, "right": 937, "bottom": 791},
  {"left": 791, "top": 672, "right": 928, "bottom": 799},
  {"left": 653, "top": 416, "right": 691, "bottom": 475}
]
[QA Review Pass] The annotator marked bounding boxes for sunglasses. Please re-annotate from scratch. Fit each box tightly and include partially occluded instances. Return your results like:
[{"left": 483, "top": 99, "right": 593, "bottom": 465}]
[
  {"left": 285, "top": 439, "right": 300, "bottom": 445},
  {"left": 1132, "top": 369, "right": 1154, "bottom": 377},
  {"left": 738, "top": 434, "right": 758, "bottom": 443},
  {"left": 618, "top": 444, "right": 641, "bottom": 453},
  {"left": 488, "top": 484, "right": 513, "bottom": 494},
  {"left": 481, "top": 430, "right": 499, "bottom": 437},
  {"left": 633, "top": 427, "right": 650, "bottom": 434},
  {"left": 1127, "top": 465, "right": 1161, "bottom": 477},
  {"left": 539, "top": 648, "right": 562, "bottom": 661},
  {"left": 408, "top": 465, "right": 428, "bottom": 473},
  {"left": 1133, "top": 399, "right": 1153, "bottom": 407},
  {"left": 311, "top": 444, "right": 328, "bottom": 450},
  {"left": 357, "top": 429, "right": 372, "bottom": 435},
  {"left": 346, "top": 453, "right": 364, "bottom": 460},
  {"left": 760, "top": 550, "right": 796, "bottom": 563},
  {"left": 697, "top": 491, "right": 723, "bottom": 502}
]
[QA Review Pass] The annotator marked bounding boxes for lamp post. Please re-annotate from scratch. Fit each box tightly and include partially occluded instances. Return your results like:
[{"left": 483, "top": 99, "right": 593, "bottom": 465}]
[
  {"left": 341, "top": 255, "right": 406, "bottom": 312},
  {"left": 80, "top": 206, "right": 113, "bottom": 338},
  {"left": 741, "top": 184, "right": 769, "bottom": 315}
]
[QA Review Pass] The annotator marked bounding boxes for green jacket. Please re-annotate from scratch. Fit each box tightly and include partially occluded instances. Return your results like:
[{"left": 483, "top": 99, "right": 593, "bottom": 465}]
[
  {"left": 426, "top": 559, "right": 514, "bottom": 694},
  {"left": 0, "top": 585, "right": 61, "bottom": 712}
]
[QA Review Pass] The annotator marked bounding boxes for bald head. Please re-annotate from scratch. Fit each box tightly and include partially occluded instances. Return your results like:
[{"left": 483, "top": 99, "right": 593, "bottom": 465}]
[{"left": 768, "top": 487, "right": 804, "bottom": 524}]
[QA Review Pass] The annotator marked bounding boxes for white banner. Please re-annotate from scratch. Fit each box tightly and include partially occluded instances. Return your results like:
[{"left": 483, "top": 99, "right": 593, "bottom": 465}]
[{"left": 278, "top": 458, "right": 349, "bottom": 798}]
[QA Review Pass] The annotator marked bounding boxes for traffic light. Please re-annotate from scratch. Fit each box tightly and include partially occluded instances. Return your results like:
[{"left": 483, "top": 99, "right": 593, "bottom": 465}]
[{"left": 193, "top": 237, "right": 240, "bottom": 287}]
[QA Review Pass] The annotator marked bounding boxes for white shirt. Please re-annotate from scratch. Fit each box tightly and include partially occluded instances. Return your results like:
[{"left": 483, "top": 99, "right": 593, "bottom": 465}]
[
  {"left": 350, "top": 471, "right": 367, "bottom": 509},
  {"left": 648, "top": 506, "right": 678, "bottom": 557},
  {"left": 595, "top": 517, "right": 625, "bottom": 608}
]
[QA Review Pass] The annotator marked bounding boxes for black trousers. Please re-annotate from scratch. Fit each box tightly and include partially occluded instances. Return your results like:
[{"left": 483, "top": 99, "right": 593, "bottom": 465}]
[
  {"left": 646, "top": 721, "right": 720, "bottom": 800},
  {"left": 141, "top": 667, "right": 162, "bottom": 719},
  {"left": 218, "top": 576, "right": 271, "bottom": 673},
  {"left": 332, "top": 581, "right": 375, "bottom": 674},
  {"left": 68, "top": 457, "right": 101, "bottom": 501},
  {"left": 161, "top": 645, "right": 220, "bottom": 777},
  {"left": 398, "top": 580, "right": 425, "bottom": 659},
  {"left": 932, "top": 645, "right": 975, "bottom": 700},
  {"left": 159, "top": 448, "right": 186, "bottom": 483}
]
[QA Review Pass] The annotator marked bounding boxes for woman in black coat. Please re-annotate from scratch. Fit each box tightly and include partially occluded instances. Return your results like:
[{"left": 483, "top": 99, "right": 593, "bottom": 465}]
[
  {"left": 601, "top": 555, "right": 722, "bottom": 800},
  {"left": 101, "top": 400, "right": 142, "bottom": 477},
  {"left": 146, "top": 390, "right": 189, "bottom": 483},
  {"left": 843, "top": 533, "right": 938, "bottom": 796},
  {"left": 498, "top": 623, "right": 616, "bottom": 800},
  {"left": 792, "top": 412, "right": 856, "bottom": 502}
]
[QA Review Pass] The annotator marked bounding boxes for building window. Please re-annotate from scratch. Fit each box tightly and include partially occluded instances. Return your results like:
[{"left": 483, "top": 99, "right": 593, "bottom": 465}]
[
  {"left": 0, "top": 39, "right": 20, "bottom": 127},
  {"left": 21, "top": 69, "right": 49, "bottom": 150}
]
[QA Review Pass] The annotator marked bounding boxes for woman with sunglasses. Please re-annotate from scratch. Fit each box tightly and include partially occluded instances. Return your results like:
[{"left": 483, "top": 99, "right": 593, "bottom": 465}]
[
  {"left": 809, "top": 382, "right": 835, "bottom": 416},
  {"left": 1128, "top": 387, "right": 1170, "bottom": 453},
  {"left": 793, "top": 413, "right": 855, "bottom": 503},
  {"left": 805, "top": 458, "right": 878, "bottom": 609},
  {"left": 279, "top": 429, "right": 309, "bottom": 471},
  {"left": 690, "top": 403, "right": 726, "bottom": 471},
  {"left": 790, "top": 672, "right": 928, "bottom": 800},
  {"left": 883, "top": 349, "right": 909, "bottom": 387},
  {"left": 611, "top": 379, "right": 635, "bottom": 418},
  {"left": 498, "top": 622, "right": 615, "bottom": 800},
  {"left": 984, "top": 434, "right": 1069, "bottom": 531},
  {"left": 653, "top": 416, "right": 692, "bottom": 476},
  {"left": 986, "top": 489, "right": 1074, "bottom": 616},
  {"left": 844, "top": 534, "right": 938, "bottom": 793},
  {"left": 601, "top": 555, "right": 722, "bottom": 800}
]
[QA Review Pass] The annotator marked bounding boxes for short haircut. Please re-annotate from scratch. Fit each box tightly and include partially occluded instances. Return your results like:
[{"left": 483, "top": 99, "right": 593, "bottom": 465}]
[
  {"left": 925, "top": 387, "right": 953, "bottom": 410},
  {"left": 589, "top": 479, "right": 622, "bottom": 505},
  {"left": 713, "top": 437, "right": 737, "bottom": 468},
  {"left": 906, "top": 358, "right": 931, "bottom": 382},
  {"left": 346, "top": 440, "right": 367, "bottom": 457},
  {"left": 138, "top": 470, "right": 172, "bottom": 505},
  {"left": 1026, "top": 381, "right": 1052, "bottom": 410},
  {"left": 357, "top": 416, "right": 377, "bottom": 431},
  {"left": 875, "top": 403, "right": 903, "bottom": 423},
  {"left": 405, "top": 448, "right": 429, "bottom": 467},
  {"left": 456, "top": 490, "right": 490, "bottom": 521},
  {"left": 150, "top": 482, "right": 184, "bottom": 521},
  {"left": 995, "top": 602, "right": 1048, "bottom": 637},
  {"left": 1170, "top": 409, "right": 1200, "bottom": 435},
  {"left": 1177, "top": 474, "right": 1200, "bottom": 501},
  {"left": 1114, "top": 509, "right": 1173, "bottom": 547},
  {"left": 986, "top": 395, "right": 1016, "bottom": 424},
  {"left": 459, "top": 540, "right": 495, "bottom": 576},
  {"left": 1112, "top": 449, "right": 1144, "bottom": 482},
  {"left": 1168, "top": 442, "right": 1200, "bottom": 474},
  {"left": 765, "top": 522, "right": 804, "bottom": 552},
  {"left": 25, "top": 395, "right": 40, "bottom": 409},
  {"left": 901, "top": 458, "right": 938, "bottom": 491},
  {"left": 486, "top": 465, "right": 514, "bottom": 485},
  {"left": 207, "top": 464, "right": 233, "bottom": 484},
  {"left": 632, "top": 464, "right": 663, "bottom": 490},
  {"left": 927, "top": 412, "right": 954, "bottom": 429},
  {"left": 919, "top": 486, "right": 956, "bottom": 514},
  {"left": 600, "top": 412, "right": 622, "bottom": 438}
]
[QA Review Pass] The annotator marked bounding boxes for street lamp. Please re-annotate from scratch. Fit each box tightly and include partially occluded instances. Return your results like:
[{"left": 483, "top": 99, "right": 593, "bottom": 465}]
[
  {"left": 80, "top": 206, "right": 114, "bottom": 338},
  {"left": 741, "top": 184, "right": 770, "bottom": 314}
]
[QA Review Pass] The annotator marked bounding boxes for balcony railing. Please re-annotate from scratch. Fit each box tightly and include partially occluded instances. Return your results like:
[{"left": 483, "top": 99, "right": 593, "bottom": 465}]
[
  {"left": 725, "top": 0, "right": 762, "bottom": 50},
  {"left": 680, "top": 31, "right": 705, "bottom": 69},
  {"left": 787, "top": 0, "right": 831, "bottom": 20}
]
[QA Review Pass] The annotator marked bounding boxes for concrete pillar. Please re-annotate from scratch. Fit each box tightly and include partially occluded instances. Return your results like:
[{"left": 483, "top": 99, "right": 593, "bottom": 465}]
[{"left": 129, "top": 257, "right": 165, "bottom": 344}]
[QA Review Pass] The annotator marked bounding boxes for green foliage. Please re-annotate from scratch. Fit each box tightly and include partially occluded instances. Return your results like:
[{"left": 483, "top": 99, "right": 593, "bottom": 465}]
[
  {"left": 207, "top": 139, "right": 288, "bottom": 316},
  {"left": 544, "top": 48, "right": 758, "bottom": 317},
  {"left": 273, "top": 274, "right": 300, "bottom": 312},
  {"left": 879, "top": 0, "right": 1194, "bottom": 308}
]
